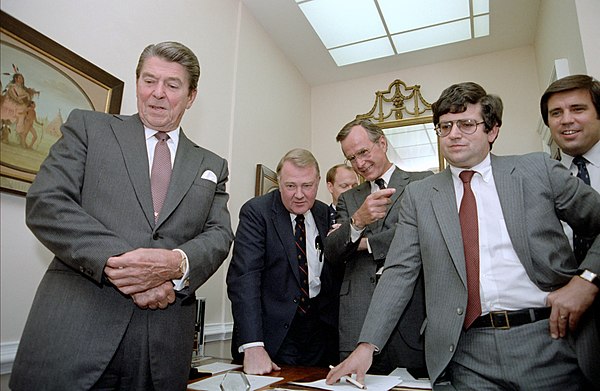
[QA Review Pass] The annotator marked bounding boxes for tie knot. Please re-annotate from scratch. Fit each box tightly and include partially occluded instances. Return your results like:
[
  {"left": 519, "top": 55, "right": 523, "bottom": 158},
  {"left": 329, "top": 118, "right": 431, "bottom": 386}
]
[
  {"left": 573, "top": 155, "right": 587, "bottom": 169},
  {"left": 295, "top": 214, "right": 305, "bottom": 224},
  {"left": 374, "top": 178, "right": 386, "bottom": 189},
  {"left": 155, "top": 132, "right": 170, "bottom": 142},
  {"left": 459, "top": 170, "right": 476, "bottom": 183}
]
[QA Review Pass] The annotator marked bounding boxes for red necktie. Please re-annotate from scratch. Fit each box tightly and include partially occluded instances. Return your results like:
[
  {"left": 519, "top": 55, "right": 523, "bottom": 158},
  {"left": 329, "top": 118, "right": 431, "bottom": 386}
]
[
  {"left": 459, "top": 170, "right": 481, "bottom": 329},
  {"left": 295, "top": 214, "right": 310, "bottom": 314},
  {"left": 151, "top": 132, "right": 172, "bottom": 222}
]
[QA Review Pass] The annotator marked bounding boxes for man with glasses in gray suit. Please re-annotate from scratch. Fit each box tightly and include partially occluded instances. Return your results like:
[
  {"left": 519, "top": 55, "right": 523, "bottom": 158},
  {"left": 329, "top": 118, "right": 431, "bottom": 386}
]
[{"left": 328, "top": 82, "right": 599, "bottom": 390}]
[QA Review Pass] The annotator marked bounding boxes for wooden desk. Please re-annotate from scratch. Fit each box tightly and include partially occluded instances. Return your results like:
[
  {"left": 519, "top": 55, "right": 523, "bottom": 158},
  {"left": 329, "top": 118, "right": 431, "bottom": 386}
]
[
  {"left": 188, "top": 359, "right": 432, "bottom": 390},
  {"left": 188, "top": 364, "right": 327, "bottom": 390}
]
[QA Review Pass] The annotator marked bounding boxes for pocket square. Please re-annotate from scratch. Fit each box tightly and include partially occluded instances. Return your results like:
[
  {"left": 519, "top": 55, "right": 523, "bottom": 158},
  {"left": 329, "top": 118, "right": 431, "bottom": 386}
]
[{"left": 201, "top": 170, "right": 217, "bottom": 183}]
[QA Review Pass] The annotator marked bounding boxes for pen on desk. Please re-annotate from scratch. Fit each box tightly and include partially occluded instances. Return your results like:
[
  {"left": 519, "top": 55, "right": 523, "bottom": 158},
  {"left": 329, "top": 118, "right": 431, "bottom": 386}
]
[{"left": 329, "top": 365, "right": 367, "bottom": 389}]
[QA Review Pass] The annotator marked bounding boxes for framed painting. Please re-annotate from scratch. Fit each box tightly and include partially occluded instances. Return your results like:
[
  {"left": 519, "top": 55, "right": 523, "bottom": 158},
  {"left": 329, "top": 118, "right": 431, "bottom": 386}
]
[
  {"left": 0, "top": 11, "right": 124, "bottom": 195},
  {"left": 255, "top": 164, "right": 278, "bottom": 196}
]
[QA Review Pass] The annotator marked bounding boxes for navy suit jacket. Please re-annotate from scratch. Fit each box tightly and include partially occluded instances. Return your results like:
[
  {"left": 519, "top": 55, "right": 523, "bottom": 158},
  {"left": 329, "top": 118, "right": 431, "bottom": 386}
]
[{"left": 227, "top": 190, "right": 342, "bottom": 358}]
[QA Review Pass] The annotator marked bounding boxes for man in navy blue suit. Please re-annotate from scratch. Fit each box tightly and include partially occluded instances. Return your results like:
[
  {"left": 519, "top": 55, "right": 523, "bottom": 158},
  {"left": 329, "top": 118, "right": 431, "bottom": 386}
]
[{"left": 227, "top": 148, "right": 342, "bottom": 375}]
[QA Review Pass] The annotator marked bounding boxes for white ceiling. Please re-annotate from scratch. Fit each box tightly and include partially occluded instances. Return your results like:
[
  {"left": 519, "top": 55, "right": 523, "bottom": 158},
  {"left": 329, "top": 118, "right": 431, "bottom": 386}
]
[{"left": 241, "top": 0, "right": 541, "bottom": 86}]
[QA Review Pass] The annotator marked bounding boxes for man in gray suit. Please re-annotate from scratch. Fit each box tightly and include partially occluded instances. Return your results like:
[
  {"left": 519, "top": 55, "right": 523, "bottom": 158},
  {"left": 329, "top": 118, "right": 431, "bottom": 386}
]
[
  {"left": 328, "top": 82, "right": 599, "bottom": 389},
  {"left": 10, "top": 42, "right": 233, "bottom": 390},
  {"left": 324, "top": 119, "right": 431, "bottom": 375}
]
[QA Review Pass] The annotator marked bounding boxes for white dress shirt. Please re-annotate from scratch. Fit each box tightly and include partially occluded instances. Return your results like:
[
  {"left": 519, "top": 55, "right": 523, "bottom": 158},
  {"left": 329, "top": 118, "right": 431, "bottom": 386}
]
[{"left": 450, "top": 154, "right": 547, "bottom": 314}]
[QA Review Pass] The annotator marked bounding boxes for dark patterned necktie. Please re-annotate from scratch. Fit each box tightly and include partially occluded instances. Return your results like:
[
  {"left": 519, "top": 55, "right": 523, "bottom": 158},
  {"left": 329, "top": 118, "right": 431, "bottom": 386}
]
[
  {"left": 459, "top": 170, "right": 481, "bottom": 329},
  {"left": 573, "top": 156, "right": 592, "bottom": 261},
  {"left": 374, "top": 178, "right": 386, "bottom": 190},
  {"left": 295, "top": 214, "right": 310, "bottom": 314},
  {"left": 151, "top": 132, "right": 172, "bottom": 222}
]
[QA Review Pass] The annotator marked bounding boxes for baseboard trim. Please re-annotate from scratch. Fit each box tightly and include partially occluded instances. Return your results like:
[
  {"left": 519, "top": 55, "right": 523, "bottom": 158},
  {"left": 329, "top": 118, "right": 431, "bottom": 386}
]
[{"left": 0, "top": 322, "right": 233, "bottom": 376}]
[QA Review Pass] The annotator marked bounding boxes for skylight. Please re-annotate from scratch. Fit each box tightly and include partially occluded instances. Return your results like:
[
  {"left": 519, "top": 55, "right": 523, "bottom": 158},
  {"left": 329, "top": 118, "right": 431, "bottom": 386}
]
[{"left": 296, "top": 0, "right": 490, "bottom": 66}]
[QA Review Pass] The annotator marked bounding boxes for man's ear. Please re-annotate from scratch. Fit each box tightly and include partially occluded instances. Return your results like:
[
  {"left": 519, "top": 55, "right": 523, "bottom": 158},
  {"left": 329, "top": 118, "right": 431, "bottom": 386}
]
[{"left": 327, "top": 182, "right": 334, "bottom": 194}]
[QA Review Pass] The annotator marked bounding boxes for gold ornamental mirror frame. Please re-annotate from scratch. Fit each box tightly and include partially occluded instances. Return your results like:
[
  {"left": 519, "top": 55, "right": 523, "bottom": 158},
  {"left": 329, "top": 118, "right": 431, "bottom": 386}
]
[{"left": 356, "top": 79, "right": 445, "bottom": 172}]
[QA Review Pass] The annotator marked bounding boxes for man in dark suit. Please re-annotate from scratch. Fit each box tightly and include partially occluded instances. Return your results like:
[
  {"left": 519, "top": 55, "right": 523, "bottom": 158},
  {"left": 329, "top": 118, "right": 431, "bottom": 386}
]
[
  {"left": 542, "top": 75, "right": 600, "bottom": 256},
  {"left": 326, "top": 163, "right": 359, "bottom": 223},
  {"left": 324, "top": 119, "right": 432, "bottom": 375},
  {"left": 328, "top": 82, "right": 600, "bottom": 389},
  {"left": 227, "top": 148, "right": 342, "bottom": 375},
  {"left": 10, "top": 42, "right": 233, "bottom": 391}
]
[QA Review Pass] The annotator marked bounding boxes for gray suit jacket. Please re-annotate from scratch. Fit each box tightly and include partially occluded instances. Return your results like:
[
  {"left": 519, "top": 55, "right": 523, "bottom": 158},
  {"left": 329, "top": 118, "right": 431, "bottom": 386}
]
[
  {"left": 324, "top": 167, "right": 432, "bottom": 367},
  {"left": 360, "top": 153, "right": 600, "bottom": 385},
  {"left": 10, "top": 109, "right": 233, "bottom": 390}
]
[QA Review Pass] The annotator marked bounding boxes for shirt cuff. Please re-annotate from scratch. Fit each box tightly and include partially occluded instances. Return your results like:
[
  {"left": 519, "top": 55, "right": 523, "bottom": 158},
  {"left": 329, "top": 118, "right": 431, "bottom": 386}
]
[
  {"left": 239, "top": 341, "right": 265, "bottom": 353},
  {"left": 350, "top": 223, "right": 365, "bottom": 243},
  {"left": 172, "top": 249, "right": 189, "bottom": 291}
]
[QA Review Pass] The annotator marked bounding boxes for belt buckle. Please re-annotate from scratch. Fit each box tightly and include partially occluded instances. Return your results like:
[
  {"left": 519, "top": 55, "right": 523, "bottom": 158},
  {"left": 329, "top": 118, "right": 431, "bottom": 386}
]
[{"left": 490, "top": 311, "right": 510, "bottom": 329}]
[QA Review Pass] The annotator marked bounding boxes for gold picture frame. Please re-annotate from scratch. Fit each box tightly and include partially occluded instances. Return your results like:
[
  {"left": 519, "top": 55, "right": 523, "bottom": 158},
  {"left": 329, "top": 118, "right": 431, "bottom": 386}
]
[
  {"left": 1, "top": 11, "right": 124, "bottom": 195},
  {"left": 255, "top": 164, "right": 278, "bottom": 196}
]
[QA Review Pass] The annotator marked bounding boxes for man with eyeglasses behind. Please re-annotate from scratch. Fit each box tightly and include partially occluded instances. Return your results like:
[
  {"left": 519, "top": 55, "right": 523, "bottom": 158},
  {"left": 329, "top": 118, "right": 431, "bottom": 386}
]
[
  {"left": 324, "top": 119, "right": 432, "bottom": 376},
  {"left": 327, "top": 82, "right": 600, "bottom": 390}
]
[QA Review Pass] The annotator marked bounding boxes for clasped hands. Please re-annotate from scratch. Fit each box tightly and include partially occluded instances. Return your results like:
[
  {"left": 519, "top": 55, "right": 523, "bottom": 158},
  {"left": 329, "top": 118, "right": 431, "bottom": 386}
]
[{"left": 104, "top": 248, "right": 182, "bottom": 310}]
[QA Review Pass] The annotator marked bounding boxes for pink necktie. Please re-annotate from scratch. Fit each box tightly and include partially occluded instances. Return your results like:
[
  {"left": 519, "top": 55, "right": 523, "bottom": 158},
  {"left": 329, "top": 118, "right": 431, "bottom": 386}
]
[
  {"left": 151, "top": 132, "right": 172, "bottom": 222},
  {"left": 459, "top": 170, "right": 481, "bottom": 329}
]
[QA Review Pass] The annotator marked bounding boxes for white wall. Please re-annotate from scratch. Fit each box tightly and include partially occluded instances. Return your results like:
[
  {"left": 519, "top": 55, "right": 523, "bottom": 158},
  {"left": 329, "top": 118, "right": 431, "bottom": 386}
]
[
  {"left": 575, "top": 0, "right": 600, "bottom": 78},
  {"left": 535, "top": 0, "right": 587, "bottom": 88},
  {"left": 312, "top": 46, "right": 542, "bottom": 202},
  {"left": 0, "top": 0, "right": 311, "bottom": 385}
]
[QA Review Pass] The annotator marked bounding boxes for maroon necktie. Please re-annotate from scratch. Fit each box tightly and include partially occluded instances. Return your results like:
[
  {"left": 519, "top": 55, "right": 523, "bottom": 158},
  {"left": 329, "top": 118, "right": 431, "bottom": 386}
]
[
  {"left": 295, "top": 214, "right": 310, "bottom": 314},
  {"left": 151, "top": 132, "right": 172, "bottom": 222},
  {"left": 459, "top": 170, "right": 481, "bottom": 329}
]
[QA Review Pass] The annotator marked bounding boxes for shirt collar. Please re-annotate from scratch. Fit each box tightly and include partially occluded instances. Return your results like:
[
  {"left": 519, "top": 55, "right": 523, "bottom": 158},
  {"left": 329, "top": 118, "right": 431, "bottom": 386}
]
[
  {"left": 560, "top": 140, "right": 600, "bottom": 169},
  {"left": 144, "top": 126, "right": 181, "bottom": 144},
  {"left": 449, "top": 153, "right": 492, "bottom": 183},
  {"left": 371, "top": 163, "right": 396, "bottom": 189}
]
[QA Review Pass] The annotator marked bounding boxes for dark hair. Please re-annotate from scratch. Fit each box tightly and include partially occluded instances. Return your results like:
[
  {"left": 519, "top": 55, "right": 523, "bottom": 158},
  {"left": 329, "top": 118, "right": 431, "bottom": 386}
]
[
  {"left": 432, "top": 82, "right": 503, "bottom": 131},
  {"left": 540, "top": 74, "right": 600, "bottom": 126},
  {"left": 336, "top": 119, "right": 384, "bottom": 143},
  {"left": 136, "top": 41, "right": 200, "bottom": 92},
  {"left": 326, "top": 164, "right": 354, "bottom": 184}
]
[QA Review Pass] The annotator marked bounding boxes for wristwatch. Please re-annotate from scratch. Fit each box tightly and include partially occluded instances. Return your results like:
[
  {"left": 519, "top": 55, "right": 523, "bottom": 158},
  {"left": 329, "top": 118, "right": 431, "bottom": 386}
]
[{"left": 579, "top": 270, "right": 599, "bottom": 287}]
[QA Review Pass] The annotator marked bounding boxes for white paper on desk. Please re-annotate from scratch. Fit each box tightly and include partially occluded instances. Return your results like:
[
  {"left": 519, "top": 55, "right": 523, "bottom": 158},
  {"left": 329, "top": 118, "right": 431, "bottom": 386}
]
[
  {"left": 388, "top": 368, "right": 432, "bottom": 389},
  {"left": 194, "top": 362, "right": 242, "bottom": 374},
  {"left": 188, "top": 373, "right": 283, "bottom": 391},
  {"left": 290, "top": 374, "right": 402, "bottom": 391}
]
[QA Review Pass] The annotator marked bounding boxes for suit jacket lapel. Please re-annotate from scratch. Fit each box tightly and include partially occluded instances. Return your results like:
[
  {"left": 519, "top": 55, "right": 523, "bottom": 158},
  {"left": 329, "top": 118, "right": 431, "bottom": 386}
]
[
  {"left": 431, "top": 169, "right": 468, "bottom": 288},
  {"left": 111, "top": 114, "right": 154, "bottom": 227},
  {"left": 271, "top": 192, "right": 301, "bottom": 283},
  {"left": 156, "top": 129, "right": 204, "bottom": 226},
  {"left": 491, "top": 155, "right": 534, "bottom": 272}
]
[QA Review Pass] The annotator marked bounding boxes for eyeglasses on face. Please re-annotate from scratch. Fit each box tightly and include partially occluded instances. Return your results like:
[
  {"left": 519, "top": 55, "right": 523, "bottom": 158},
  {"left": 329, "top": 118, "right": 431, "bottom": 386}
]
[
  {"left": 344, "top": 139, "right": 380, "bottom": 165},
  {"left": 435, "top": 119, "right": 485, "bottom": 137}
]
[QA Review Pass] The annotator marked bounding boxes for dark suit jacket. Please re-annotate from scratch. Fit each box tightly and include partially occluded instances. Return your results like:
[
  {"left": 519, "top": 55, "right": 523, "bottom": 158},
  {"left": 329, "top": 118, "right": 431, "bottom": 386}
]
[
  {"left": 324, "top": 167, "right": 432, "bottom": 368},
  {"left": 360, "top": 153, "right": 600, "bottom": 385},
  {"left": 227, "top": 190, "right": 342, "bottom": 360},
  {"left": 10, "top": 110, "right": 233, "bottom": 391}
]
